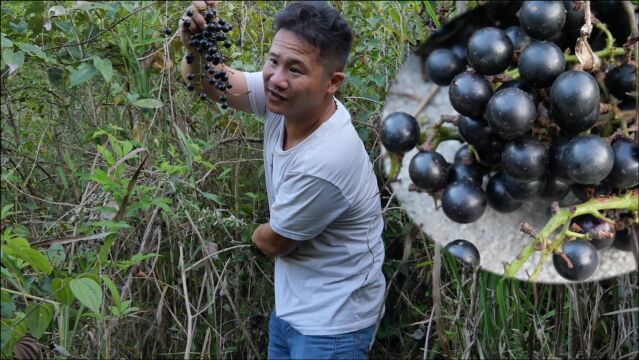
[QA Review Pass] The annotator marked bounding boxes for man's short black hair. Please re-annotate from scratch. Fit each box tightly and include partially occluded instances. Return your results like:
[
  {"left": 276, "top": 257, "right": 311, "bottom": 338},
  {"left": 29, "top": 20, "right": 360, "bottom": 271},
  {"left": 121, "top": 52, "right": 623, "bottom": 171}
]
[{"left": 274, "top": 1, "right": 353, "bottom": 72}]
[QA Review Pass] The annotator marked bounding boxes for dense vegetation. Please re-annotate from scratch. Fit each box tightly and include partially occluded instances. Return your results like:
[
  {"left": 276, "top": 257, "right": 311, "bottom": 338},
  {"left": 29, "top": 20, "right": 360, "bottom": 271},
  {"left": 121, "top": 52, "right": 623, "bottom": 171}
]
[{"left": 1, "top": 1, "right": 637, "bottom": 359}]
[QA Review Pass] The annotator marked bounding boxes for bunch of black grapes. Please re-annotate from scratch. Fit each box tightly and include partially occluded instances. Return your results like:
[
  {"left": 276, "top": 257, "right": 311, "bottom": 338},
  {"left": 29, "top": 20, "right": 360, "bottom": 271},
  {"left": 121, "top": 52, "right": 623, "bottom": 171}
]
[
  {"left": 182, "top": 8, "right": 233, "bottom": 109},
  {"left": 380, "top": 1, "right": 638, "bottom": 280}
]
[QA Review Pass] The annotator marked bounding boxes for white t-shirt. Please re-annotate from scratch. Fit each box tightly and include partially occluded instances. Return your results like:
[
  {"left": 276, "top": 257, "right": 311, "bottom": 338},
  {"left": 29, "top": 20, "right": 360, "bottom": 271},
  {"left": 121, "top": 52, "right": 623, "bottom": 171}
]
[{"left": 245, "top": 71, "right": 386, "bottom": 336}]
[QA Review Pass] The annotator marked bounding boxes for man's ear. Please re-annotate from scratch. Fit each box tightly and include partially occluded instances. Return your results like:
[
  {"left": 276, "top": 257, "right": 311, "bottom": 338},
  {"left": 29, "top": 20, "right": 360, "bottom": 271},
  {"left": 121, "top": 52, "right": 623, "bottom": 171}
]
[{"left": 327, "top": 71, "right": 345, "bottom": 95}]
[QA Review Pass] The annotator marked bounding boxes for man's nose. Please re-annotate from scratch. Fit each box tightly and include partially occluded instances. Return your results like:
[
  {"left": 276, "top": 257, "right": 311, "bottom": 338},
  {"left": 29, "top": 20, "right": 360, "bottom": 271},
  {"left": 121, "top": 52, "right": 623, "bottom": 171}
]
[{"left": 269, "top": 67, "right": 288, "bottom": 90}]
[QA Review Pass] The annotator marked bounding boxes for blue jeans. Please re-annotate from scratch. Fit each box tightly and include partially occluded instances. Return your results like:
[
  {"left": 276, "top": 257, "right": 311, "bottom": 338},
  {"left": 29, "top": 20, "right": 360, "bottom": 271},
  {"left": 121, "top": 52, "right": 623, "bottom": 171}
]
[{"left": 267, "top": 310, "right": 376, "bottom": 359}]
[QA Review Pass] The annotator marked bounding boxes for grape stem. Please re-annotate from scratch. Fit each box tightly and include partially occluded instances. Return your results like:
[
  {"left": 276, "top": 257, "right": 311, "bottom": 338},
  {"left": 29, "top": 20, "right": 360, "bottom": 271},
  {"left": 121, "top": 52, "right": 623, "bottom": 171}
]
[
  {"left": 579, "top": 1, "right": 593, "bottom": 38},
  {"left": 503, "top": 190, "right": 639, "bottom": 280},
  {"left": 565, "top": 22, "right": 624, "bottom": 63},
  {"left": 418, "top": 118, "right": 461, "bottom": 152},
  {"left": 388, "top": 154, "right": 402, "bottom": 180},
  {"left": 504, "top": 21, "right": 625, "bottom": 80}
]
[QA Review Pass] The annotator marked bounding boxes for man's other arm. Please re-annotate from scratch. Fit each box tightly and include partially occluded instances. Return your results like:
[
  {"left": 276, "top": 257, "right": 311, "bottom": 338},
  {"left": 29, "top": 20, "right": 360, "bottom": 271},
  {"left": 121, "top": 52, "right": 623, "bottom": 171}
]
[{"left": 252, "top": 223, "right": 300, "bottom": 257}]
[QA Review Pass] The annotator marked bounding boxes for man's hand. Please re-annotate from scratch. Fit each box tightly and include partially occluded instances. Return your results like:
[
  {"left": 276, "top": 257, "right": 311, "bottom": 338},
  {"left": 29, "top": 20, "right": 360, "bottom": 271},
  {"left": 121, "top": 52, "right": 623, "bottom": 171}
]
[
  {"left": 178, "top": 0, "right": 252, "bottom": 113},
  {"left": 252, "top": 223, "right": 300, "bottom": 257},
  {"left": 179, "top": 1, "right": 217, "bottom": 51}
]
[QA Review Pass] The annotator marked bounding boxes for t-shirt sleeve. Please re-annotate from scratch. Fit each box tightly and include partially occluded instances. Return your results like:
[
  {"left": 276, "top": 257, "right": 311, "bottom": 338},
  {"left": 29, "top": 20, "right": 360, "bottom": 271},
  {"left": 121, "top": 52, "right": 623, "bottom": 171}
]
[
  {"left": 270, "top": 173, "right": 351, "bottom": 241},
  {"left": 244, "top": 71, "right": 267, "bottom": 118}
]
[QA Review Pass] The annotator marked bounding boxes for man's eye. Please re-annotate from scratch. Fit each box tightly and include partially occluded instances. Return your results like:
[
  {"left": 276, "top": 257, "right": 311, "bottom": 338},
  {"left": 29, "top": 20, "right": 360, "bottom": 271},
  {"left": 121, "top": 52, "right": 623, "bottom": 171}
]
[
  {"left": 290, "top": 67, "right": 300, "bottom": 73},
  {"left": 269, "top": 59, "right": 277, "bottom": 65}
]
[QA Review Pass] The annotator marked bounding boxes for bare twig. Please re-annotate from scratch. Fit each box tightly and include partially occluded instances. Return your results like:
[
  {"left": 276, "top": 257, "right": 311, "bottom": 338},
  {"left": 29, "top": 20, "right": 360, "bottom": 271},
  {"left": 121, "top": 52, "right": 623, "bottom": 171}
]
[
  {"left": 432, "top": 243, "right": 452, "bottom": 358},
  {"left": 411, "top": 86, "right": 440, "bottom": 118},
  {"left": 44, "top": 2, "right": 160, "bottom": 52},
  {"left": 179, "top": 244, "right": 194, "bottom": 360}
]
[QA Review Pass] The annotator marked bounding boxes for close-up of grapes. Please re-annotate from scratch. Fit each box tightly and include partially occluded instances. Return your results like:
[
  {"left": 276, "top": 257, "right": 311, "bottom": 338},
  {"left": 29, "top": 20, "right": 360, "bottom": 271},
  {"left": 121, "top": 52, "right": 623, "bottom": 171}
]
[
  {"left": 182, "top": 8, "right": 233, "bottom": 109},
  {"left": 380, "top": 0, "right": 638, "bottom": 282}
]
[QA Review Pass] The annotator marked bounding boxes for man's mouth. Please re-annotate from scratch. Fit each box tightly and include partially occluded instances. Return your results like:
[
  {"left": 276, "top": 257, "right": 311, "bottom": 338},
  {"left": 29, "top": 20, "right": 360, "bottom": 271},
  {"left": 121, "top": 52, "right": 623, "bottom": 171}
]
[{"left": 267, "top": 89, "right": 286, "bottom": 101}]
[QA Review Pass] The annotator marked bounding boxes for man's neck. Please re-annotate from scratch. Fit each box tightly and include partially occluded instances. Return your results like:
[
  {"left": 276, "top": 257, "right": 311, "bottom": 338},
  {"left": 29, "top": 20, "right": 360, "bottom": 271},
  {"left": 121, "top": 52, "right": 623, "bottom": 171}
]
[{"left": 282, "top": 97, "right": 337, "bottom": 151}]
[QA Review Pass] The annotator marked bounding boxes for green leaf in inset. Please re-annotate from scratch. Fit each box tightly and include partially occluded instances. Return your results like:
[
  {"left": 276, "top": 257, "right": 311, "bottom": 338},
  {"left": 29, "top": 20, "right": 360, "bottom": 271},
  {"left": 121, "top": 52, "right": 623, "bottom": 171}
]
[
  {"left": 93, "top": 56, "right": 113, "bottom": 82},
  {"left": 25, "top": 303, "right": 54, "bottom": 339},
  {"left": 69, "top": 62, "right": 97, "bottom": 87},
  {"left": 133, "top": 98, "right": 162, "bottom": 109},
  {"left": 69, "top": 278, "right": 102, "bottom": 314}
]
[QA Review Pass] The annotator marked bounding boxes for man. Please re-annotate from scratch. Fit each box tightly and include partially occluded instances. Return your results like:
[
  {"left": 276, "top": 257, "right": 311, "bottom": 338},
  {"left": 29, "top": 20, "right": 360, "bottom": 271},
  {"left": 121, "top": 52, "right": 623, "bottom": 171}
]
[{"left": 180, "top": 2, "right": 385, "bottom": 358}]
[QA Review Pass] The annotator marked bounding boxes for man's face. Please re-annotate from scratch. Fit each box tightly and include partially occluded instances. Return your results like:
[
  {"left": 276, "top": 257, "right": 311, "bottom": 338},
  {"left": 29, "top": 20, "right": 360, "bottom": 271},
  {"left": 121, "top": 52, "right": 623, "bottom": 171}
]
[{"left": 262, "top": 29, "right": 335, "bottom": 120}]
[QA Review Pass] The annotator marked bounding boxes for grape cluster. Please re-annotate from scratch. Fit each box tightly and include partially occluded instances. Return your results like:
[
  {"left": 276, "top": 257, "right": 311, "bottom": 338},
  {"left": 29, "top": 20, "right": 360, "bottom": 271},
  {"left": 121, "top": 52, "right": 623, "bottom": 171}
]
[
  {"left": 381, "top": 1, "right": 638, "bottom": 281},
  {"left": 183, "top": 8, "right": 233, "bottom": 109}
]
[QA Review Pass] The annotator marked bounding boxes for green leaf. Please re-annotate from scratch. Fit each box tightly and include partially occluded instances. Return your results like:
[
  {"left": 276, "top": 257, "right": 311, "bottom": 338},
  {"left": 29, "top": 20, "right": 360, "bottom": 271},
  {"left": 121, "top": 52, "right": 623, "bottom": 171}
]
[
  {"left": 217, "top": 167, "right": 232, "bottom": 180},
  {"left": 9, "top": 21, "right": 28, "bottom": 33},
  {"left": 423, "top": 1, "right": 441, "bottom": 29},
  {"left": 0, "top": 294, "right": 15, "bottom": 318},
  {"left": 202, "top": 192, "right": 225, "bottom": 205},
  {"left": 69, "top": 62, "right": 97, "bottom": 87},
  {"left": 93, "top": 56, "right": 113, "bottom": 82},
  {"left": 97, "top": 235, "right": 115, "bottom": 264},
  {"left": 76, "top": 2, "right": 117, "bottom": 12},
  {"left": 69, "top": 278, "right": 102, "bottom": 314},
  {"left": 25, "top": 303, "right": 54, "bottom": 339},
  {"left": 21, "top": 248, "right": 53, "bottom": 275},
  {"left": 0, "top": 35, "right": 13, "bottom": 48},
  {"left": 16, "top": 43, "right": 54, "bottom": 63},
  {"left": 1, "top": 313, "right": 27, "bottom": 355},
  {"left": 2, "top": 49, "right": 24, "bottom": 72},
  {"left": 100, "top": 275, "right": 121, "bottom": 307},
  {"left": 87, "top": 169, "right": 115, "bottom": 187},
  {"left": 121, "top": 141, "right": 133, "bottom": 156},
  {"left": 56, "top": 167, "right": 68, "bottom": 190},
  {"left": 1, "top": 204, "right": 14, "bottom": 220},
  {"left": 4, "top": 237, "right": 52, "bottom": 275},
  {"left": 45, "top": 244, "right": 66, "bottom": 267},
  {"left": 96, "top": 145, "right": 114, "bottom": 166},
  {"left": 51, "top": 278, "right": 74, "bottom": 305},
  {"left": 0, "top": 290, "right": 10, "bottom": 303},
  {"left": 54, "top": 19, "right": 73, "bottom": 34},
  {"left": 150, "top": 198, "right": 172, "bottom": 213},
  {"left": 133, "top": 98, "right": 162, "bottom": 109},
  {"left": 116, "top": 253, "right": 159, "bottom": 271}
]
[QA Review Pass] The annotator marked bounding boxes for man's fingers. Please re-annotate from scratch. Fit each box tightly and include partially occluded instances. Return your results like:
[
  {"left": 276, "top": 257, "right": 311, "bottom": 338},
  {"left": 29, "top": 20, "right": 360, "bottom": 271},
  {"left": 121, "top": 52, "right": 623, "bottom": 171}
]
[
  {"left": 180, "top": 1, "right": 216, "bottom": 50},
  {"left": 182, "top": 5, "right": 207, "bottom": 32}
]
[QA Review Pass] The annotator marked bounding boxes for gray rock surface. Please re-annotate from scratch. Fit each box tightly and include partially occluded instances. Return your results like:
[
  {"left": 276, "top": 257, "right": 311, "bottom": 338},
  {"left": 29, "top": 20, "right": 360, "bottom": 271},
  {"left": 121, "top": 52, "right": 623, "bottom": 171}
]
[{"left": 381, "top": 54, "right": 637, "bottom": 283}]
